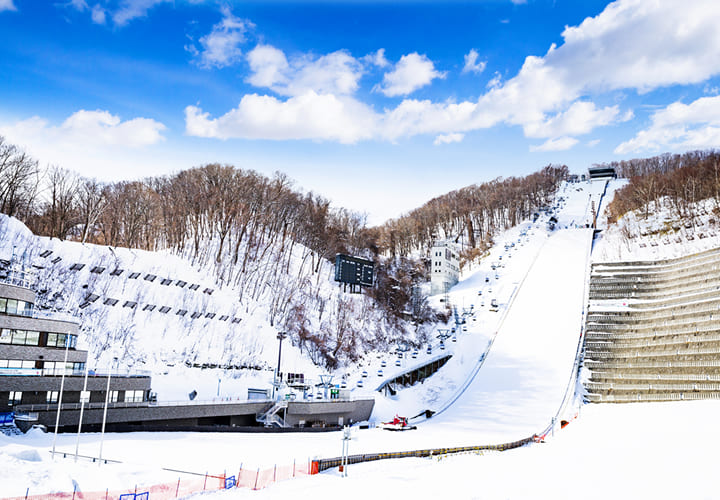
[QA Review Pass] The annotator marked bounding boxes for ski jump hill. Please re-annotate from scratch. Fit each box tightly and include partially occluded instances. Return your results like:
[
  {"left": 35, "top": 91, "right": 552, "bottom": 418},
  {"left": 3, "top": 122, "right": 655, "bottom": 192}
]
[{"left": 314, "top": 178, "right": 620, "bottom": 462}]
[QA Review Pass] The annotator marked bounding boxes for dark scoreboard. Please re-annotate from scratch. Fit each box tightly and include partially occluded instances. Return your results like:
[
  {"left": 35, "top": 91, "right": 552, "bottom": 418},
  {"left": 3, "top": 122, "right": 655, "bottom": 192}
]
[{"left": 334, "top": 254, "right": 374, "bottom": 287}]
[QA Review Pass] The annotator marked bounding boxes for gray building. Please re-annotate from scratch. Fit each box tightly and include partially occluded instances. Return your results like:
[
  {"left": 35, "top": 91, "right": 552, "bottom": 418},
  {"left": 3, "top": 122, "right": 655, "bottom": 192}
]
[
  {"left": 1, "top": 268, "right": 373, "bottom": 432},
  {"left": 0, "top": 275, "right": 151, "bottom": 414},
  {"left": 430, "top": 241, "right": 460, "bottom": 295}
]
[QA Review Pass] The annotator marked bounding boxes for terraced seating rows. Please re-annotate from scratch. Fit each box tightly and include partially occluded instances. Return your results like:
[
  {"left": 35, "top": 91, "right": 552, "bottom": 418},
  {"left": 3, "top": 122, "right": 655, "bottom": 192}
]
[{"left": 583, "top": 246, "right": 720, "bottom": 403}]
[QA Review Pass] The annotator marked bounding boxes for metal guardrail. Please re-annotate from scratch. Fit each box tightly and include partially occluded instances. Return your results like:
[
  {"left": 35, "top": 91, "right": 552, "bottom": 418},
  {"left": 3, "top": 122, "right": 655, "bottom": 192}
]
[
  {"left": 314, "top": 436, "right": 535, "bottom": 472},
  {"left": 14, "top": 396, "right": 369, "bottom": 413},
  {"left": 0, "top": 368, "right": 152, "bottom": 377}
]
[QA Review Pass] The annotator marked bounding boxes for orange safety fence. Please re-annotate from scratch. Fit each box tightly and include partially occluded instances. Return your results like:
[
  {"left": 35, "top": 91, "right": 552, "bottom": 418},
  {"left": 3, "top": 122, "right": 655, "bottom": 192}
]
[{"left": 5, "top": 461, "right": 312, "bottom": 500}]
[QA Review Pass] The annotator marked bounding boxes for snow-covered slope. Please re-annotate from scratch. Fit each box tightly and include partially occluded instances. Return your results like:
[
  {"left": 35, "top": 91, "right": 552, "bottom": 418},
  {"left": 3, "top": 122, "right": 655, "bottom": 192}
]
[{"left": 7, "top": 177, "right": 720, "bottom": 500}]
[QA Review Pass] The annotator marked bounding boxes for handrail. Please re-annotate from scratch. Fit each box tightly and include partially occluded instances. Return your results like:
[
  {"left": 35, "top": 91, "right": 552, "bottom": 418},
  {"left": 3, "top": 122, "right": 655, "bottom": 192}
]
[
  {"left": 14, "top": 396, "right": 370, "bottom": 412},
  {"left": 0, "top": 368, "right": 152, "bottom": 377}
]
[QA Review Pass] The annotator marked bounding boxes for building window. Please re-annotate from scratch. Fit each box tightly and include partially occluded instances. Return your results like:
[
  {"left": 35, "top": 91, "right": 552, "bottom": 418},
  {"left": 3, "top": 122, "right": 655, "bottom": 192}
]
[
  {"left": 80, "top": 391, "right": 90, "bottom": 403},
  {"left": 0, "top": 299, "right": 33, "bottom": 317},
  {"left": 109, "top": 391, "right": 119, "bottom": 403},
  {"left": 8, "top": 391, "right": 21, "bottom": 405},
  {"left": 4, "top": 359, "right": 34, "bottom": 369},
  {"left": 125, "top": 390, "right": 144, "bottom": 403},
  {"left": 46, "top": 333, "right": 77, "bottom": 349},
  {"left": 46, "top": 391, "right": 59, "bottom": 404}
]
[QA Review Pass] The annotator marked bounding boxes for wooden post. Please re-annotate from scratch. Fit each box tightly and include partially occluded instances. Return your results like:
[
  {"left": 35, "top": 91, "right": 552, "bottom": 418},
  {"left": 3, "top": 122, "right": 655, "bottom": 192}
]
[{"left": 175, "top": 478, "right": 180, "bottom": 497}]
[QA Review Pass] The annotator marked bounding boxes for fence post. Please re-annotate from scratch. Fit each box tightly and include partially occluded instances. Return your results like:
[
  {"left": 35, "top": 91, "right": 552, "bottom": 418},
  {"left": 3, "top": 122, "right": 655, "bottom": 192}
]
[
  {"left": 254, "top": 468, "right": 260, "bottom": 490},
  {"left": 72, "top": 483, "right": 77, "bottom": 500},
  {"left": 273, "top": 464, "right": 276, "bottom": 482},
  {"left": 175, "top": 478, "right": 180, "bottom": 498},
  {"left": 293, "top": 459, "right": 296, "bottom": 477},
  {"left": 203, "top": 472, "right": 208, "bottom": 491},
  {"left": 105, "top": 488, "right": 108, "bottom": 500},
  {"left": 25, "top": 488, "right": 28, "bottom": 500}
]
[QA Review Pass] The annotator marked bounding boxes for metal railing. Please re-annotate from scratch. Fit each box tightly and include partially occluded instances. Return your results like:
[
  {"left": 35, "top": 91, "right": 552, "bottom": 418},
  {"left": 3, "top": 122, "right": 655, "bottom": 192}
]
[
  {"left": 0, "top": 367, "right": 152, "bottom": 377},
  {"left": 14, "top": 396, "right": 369, "bottom": 413}
]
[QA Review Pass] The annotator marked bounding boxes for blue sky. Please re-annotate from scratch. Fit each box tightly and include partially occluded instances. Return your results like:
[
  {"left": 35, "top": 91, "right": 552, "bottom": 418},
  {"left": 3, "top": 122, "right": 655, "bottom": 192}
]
[{"left": 1, "top": 0, "right": 719, "bottom": 224}]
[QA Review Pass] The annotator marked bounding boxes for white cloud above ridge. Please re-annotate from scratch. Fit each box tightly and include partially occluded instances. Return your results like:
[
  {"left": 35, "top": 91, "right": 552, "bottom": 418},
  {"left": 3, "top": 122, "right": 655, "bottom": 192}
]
[
  {"left": 522, "top": 101, "right": 623, "bottom": 139},
  {"left": 615, "top": 95, "right": 720, "bottom": 154},
  {"left": 187, "top": 0, "right": 720, "bottom": 149},
  {"left": 0, "top": 110, "right": 167, "bottom": 179},
  {"left": 376, "top": 53, "right": 446, "bottom": 97},
  {"left": 0, "top": 109, "right": 166, "bottom": 148},
  {"left": 185, "top": 92, "right": 376, "bottom": 144}
]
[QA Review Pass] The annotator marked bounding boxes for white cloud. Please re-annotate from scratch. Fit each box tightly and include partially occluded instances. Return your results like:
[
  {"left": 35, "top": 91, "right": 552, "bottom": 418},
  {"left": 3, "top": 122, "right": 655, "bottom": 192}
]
[
  {"left": 0, "top": 0, "right": 16, "bottom": 12},
  {"left": 246, "top": 45, "right": 290, "bottom": 88},
  {"left": 510, "top": 0, "right": 527, "bottom": 4},
  {"left": 377, "top": 53, "right": 446, "bottom": 97},
  {"left": 530, "top": 137, "right": 579, "bottom": 152},
  {"left": 187, "top": 6, "right": 252, "bottom": 69},
  {"left": 588, "top": 139, "right": 601, "bottom": 147},
  {"left": 434, "top": 133, "right": 465, "bottom": 146},
  {"left": 462, "top": 49, "right": 487, "bottom": 75},
  {"left": 615, "top": 95, "right": 720, "bottom": 154},
  {"left": 486, "top": 72, "right": 502, "bottom": 89},
  {"left": 67, "top": 0, "right": 88, "bottom": 10},
  {"left": 187, "top": 0, "right": 720, "bottom": 146},
  {"left": 363, "top": 49, "right": 389, "bottom": 68},
  {"left": 185, "top": 92, "right": 376, "bottom": 144},
  {"left": 91, "top": 4, "right": 106, "bottom": 24},
  {"left": 113, "top": 0, "right": 169, "bottom": 26},
  {"left": 246, "top": 45, "right": 363, "bottom": 97},
  {"left": 1, "top": 110, "right": 166, "bottom": 147},
  {"left": 0, "top": 110, "right": 167, "bottom": 178},
  {"left": 523, "top": 101, "right": 621, "bottom": 139}
]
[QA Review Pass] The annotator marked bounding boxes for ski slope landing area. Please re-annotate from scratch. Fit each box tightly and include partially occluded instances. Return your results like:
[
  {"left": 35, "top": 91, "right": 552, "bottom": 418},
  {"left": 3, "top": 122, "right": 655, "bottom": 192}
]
[{"left": 426, "top": 228, "right": 593, "bottom": 444}]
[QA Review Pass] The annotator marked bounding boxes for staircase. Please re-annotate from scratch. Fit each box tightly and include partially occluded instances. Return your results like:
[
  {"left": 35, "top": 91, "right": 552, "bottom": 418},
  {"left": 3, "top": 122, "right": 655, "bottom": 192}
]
[
  {"left": 584, "top": 247, "right": 720, "bottom": 403},
  {"left": 256, "top": 400, "right": 289, "bottom": 428}
]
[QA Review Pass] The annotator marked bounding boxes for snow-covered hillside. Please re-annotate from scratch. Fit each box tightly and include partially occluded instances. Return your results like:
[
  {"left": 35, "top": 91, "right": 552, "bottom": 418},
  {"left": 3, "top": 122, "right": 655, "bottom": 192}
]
[
  {"left": 4, "top": 177, "right": 720, "bottom": 500},
  {"left": 0, "top": 213, "right": 427, "bottom": 400}
]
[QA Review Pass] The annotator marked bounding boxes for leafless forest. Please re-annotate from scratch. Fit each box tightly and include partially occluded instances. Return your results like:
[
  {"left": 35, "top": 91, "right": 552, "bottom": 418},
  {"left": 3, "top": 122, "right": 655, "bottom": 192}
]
[
  {"left": 1, "top": 135, "right": 571, "bottom": 366},
  {"left": 601, "top": 150, "right": 720, "bottom": 223}
]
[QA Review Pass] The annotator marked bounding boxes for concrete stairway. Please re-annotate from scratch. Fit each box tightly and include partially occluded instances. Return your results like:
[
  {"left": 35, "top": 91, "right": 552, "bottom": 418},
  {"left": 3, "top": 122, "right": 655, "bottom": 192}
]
[{"left": 584, "top": 247, "right": 720, "bottom": 403}]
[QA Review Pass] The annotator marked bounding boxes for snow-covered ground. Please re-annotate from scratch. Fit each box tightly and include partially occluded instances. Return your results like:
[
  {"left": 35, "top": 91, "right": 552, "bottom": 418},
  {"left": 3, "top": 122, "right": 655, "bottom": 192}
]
[{"left": 4, "top": 178, "right": 720, "bottom": 499}]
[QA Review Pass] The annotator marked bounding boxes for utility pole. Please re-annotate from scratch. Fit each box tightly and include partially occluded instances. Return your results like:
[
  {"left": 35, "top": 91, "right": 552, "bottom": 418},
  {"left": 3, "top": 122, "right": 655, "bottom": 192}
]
[{"left": 273, "top": 332, "right": 287, "bottom": 400}]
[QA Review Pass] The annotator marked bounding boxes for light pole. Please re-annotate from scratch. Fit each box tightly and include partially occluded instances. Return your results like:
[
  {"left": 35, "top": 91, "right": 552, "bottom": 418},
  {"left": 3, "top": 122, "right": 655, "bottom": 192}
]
[
  {"left": 51, "top": 333, "right": 71, "bottom": 459},
  {"left": 98, "top": 356, "right": 118, "bottom": 465},
  {"left": 273, "top": 332, "right": 287, "bottom": 400},
  {"left": 74, "top": 364, "right": 90, "bottom": 462}
]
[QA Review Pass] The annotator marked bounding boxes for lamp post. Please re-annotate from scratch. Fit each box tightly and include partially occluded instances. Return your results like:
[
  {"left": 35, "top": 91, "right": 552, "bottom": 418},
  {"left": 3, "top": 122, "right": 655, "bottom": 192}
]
[
  {"left": 74, "top": 364, "right": 90, "bottom": 462},
  {"left": 51, "top": 333, "right": 71, "bottom": 459},
  {"left": 272, "top": 332, "right": 287, "bottom": 400},
  {"left": 98, "top": 356, "right": 118, "bottom": 465}
]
